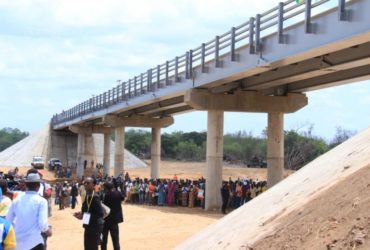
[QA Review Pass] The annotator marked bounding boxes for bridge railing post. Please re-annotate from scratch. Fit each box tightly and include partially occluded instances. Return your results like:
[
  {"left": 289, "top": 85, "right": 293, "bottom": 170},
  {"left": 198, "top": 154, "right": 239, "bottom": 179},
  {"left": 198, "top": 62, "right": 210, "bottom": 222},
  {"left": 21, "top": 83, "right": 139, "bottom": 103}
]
[
  {"left": 278, "top": 2, "right": 288, "bottom": 44},
  {"left": 134, "top": 76, "right": 138, "bottom": 97},
  {"left": 147, "top": 69, "right": 152, "bottom": 92},
  {"left": 175, "top": 56, "right": 180, "bottom": 82},
  {"left": 231, "top": 27, "right": 236, "bottom": 61},
  {"left": 338, "top": 0, "right": 349, "bottom": 21},
  {"left": 305, "top": 0, "right": 313, "bottom": 34},
  {"left": 215, "top": 35, "right": 221, "bottom": 68},
  {"left": 255, "top": 14, "right": 261, "bottom": 52},
  {"left": 165, "top": 61, "right": 170, "bottom": 86},
  {"left": 185, "top": 51, "right": 190, "bottom": 79},
  {"left": 128, "top": 79, "right": 132, "bottom": 98},
  {"left": 156, "top": 65, "right": 160, "bottom": 90},
  {"left": 109, "top": 89, "right": 112, "bottom": 105},
  {"left": 140, "top": 73, "right": 144, "bottom": 94},
  {"left": 201, "top": 43, "right": 207, "bottom": 73},
  {"left": 122, "top": 82, "right": 126, "bottom": 101},
  {"left": 249, "top": 17, "right": 255, "bottom": 54}
]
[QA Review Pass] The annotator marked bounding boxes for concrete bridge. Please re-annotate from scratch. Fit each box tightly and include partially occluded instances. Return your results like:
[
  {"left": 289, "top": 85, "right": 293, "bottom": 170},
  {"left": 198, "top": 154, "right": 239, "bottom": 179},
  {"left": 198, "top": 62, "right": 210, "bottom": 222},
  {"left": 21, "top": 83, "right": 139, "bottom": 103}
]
[{"left": 50, "top": 0, "right": 370, "bottom": 210}]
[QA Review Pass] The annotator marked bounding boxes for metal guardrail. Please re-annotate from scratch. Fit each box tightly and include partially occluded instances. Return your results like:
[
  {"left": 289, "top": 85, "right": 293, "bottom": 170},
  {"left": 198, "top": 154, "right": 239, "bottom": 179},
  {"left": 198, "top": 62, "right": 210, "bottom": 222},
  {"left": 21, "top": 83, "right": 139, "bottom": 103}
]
[{"left": 52, "top": 0, "right": 351, "bottom": 126}]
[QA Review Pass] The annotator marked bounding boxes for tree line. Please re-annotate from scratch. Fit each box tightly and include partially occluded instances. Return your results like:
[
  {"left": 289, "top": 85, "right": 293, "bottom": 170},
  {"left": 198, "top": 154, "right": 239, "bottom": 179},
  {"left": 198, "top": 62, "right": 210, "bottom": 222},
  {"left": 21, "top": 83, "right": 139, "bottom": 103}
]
[
  {"left": 125, "top": 126, "right": 355, "bottom": 170},
  {"left": 0, "top": 128, "right": 29, "bottom": 152},
  {"left": 0, "top": 126, "right": 355, "bottom": 171}
]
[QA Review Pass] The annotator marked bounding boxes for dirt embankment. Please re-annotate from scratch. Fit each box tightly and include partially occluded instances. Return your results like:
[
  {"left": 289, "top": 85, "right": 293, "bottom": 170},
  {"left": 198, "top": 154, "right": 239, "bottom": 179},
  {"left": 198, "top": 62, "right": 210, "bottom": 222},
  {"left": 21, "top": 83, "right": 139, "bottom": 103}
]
[{"left": 252, "top": 164, "right": 370, "bottom": 250}]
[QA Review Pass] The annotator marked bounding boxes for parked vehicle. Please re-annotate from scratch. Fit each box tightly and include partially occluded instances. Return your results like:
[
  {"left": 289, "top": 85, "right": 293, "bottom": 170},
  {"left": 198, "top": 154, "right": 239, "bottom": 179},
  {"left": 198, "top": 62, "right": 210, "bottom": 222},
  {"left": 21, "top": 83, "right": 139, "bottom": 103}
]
[
  {"left": 48, "top": 158, "right": 62, "bottom": 170},
  {"left": 31, "top": 156, "right": 46, "bottom": 169},
  {"left": 246, "top": 156, "right": 267, "bottom": 168}
]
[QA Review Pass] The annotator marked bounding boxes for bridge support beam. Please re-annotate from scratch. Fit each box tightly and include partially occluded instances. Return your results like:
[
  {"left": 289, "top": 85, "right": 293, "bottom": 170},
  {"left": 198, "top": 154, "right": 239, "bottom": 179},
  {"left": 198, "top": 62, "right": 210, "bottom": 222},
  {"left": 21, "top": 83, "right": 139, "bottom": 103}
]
[
  {"left": 267, "top": 112, "right": 284, "bottom": 188},
  {"left": 103, "top": 115, "right": 173, "bottom": 179},
  {"left": 185, "top": 89, "right": 308, "bottom": 208},
  {"left": 103, "top": 115, "right": 174, "bottom": 128},
  {"left": 114, "top": 127, "right": 125, "bottom": 177},
  {"left": 70, "top": 125, "right": 111, "bottom": 178},
  {"left": 205, "top": 110, "right": 224, "bottom": 211},
  {"left": 103, "top": 132, "right": 111, "bottom": 176},
  {"left": 151, "top": 127, "right": 161, "bottom": 179},
  {"left": 185, "top": 90, "right": 307, "bottom": 113}
]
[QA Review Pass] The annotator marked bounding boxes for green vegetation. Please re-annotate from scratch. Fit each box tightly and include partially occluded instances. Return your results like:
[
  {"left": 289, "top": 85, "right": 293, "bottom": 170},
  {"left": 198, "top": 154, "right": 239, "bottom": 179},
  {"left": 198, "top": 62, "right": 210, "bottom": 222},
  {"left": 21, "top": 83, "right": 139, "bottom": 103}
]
[
  {"left": 0, "top": 125, "right": 355, "bottom": 171},
  {"left": 125, "top": 126, "right": 355, "bottom": 170},
  {"left": 0, "top": 127, "right": 29, "bottom": 152}
]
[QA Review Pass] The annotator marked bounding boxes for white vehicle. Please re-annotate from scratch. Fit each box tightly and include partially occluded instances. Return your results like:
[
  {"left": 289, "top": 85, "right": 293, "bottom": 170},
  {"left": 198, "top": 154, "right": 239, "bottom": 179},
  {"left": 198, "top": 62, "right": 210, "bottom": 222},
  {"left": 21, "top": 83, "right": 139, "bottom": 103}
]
[{"left": 31, "top": 156, "right": 46, "bottom": 169}]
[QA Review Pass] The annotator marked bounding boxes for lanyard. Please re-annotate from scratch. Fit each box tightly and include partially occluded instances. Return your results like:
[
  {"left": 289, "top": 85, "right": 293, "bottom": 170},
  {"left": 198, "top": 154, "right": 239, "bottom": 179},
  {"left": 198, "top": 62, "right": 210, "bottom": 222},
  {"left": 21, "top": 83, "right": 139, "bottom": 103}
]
[{"left": 86, "top": 191, "right": 95, "bottom": 212}]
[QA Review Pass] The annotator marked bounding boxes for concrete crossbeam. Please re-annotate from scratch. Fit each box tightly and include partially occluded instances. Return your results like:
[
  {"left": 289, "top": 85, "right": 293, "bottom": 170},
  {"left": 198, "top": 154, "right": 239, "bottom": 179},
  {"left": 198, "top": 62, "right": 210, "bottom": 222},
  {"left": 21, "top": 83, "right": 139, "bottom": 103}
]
[
  {"left": 185, "top": 89, "right": 307, "bottom": 113},
  {"left": 69, "top": 125, "right": 111, "bottom": 134},
  {"left": 103, "top": 115, "right": 174, "bottom": 128}
]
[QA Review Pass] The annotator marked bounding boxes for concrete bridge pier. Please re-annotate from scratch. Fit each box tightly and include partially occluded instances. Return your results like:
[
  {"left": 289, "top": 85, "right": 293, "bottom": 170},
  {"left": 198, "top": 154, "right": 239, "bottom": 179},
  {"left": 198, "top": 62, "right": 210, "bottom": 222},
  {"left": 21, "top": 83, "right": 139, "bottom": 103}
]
[
  {"left": 114, "top": 127, "right": 125, "bottom": 177},
  {"left": 76, "top": 133, "right": 86, "bottom": 178},
  {"left": 205, "top": 110, "right": 224, "bottom": 211},
  {"left": 103, "top": 115, "right": 174, "bottom": 179},
  {"left": 103, "top": 131, "right": 111, "bottom": 176},
  {"left": 151, "top": 127, "right": 161, "bottom": 179},
  {"left": 267, "top": 112, "right": 284, "bottom": 188},
  {"left": 70, "top": 125, "right": 111, "bottom": 179},
  {"left": 185, "top": 89, "right": 308, "bottom": 210}
]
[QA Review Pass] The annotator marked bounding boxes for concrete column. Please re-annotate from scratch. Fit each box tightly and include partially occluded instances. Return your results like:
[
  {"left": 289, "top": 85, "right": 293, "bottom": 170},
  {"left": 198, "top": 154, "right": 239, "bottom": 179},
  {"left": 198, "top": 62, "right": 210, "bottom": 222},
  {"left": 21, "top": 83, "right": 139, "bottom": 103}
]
[
  {"left": 205, "top": 110, "right": 224, "bottom": 211},
  {"left": 103, "top": 132, "right": 111, "bottom": 176},
  {"left": 114, "top": 127, "right": 125, "bottom": 177},
  {"left": 76, "top": 133, "right": 85, "bottom": 179},
  {"left": 151, "top": 127, "right": 161, "bottom": 179},
  {"left": 267, "top": 112, "right": 284, "bottom": 188}
]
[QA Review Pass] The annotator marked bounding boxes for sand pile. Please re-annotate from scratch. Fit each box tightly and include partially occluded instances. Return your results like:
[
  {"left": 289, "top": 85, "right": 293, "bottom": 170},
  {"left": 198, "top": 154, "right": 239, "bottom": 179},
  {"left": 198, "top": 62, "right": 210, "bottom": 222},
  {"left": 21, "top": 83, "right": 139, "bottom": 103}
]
[
  {"left": 177, "top": 126, "right": 370, "bottom": 249},
  {"left": 0, "top": 125, "right": 147, "bottom": 169}
]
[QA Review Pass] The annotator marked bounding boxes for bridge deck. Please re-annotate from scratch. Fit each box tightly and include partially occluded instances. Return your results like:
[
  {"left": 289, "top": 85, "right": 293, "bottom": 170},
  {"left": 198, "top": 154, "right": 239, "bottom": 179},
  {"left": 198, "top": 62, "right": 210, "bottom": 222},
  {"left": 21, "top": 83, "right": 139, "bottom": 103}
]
[{"left": 52, "top": 0, "right": 370, "bottom": 130}]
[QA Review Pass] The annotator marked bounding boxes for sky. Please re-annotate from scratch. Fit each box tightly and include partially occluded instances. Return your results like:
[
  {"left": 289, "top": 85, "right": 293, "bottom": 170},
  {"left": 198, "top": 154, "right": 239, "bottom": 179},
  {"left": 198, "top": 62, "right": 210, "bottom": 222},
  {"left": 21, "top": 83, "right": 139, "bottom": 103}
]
[{"left": 0, "top": 0, "right": 369, "bottom": 142}]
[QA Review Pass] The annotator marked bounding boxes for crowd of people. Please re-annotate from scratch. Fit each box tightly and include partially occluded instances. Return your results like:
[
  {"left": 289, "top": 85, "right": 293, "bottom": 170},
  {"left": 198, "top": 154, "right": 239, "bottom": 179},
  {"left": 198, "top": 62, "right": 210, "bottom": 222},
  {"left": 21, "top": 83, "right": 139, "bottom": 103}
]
[
  {"left": 0, "top": 167, "right": 267, "bottom": 250},
  {"left": 54, "top": 172, "right": 267, "bottom": 216},
  {"left": 0, "top": 168, "right": 52, "bottom": 250},
  {"left": 120, "top": 173, "right": 267, "bottom": 214}
]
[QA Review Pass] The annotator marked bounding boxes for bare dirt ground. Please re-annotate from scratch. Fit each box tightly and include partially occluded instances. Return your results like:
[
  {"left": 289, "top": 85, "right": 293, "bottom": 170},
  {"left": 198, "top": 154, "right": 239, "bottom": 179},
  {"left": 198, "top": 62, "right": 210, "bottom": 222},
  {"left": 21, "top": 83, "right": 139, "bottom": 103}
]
[
  {"left": 252, "top": 164, "right": 370, "bottom": 250},
  {"left": 0, "top": 161, "right": 281, "bottom": 250}
]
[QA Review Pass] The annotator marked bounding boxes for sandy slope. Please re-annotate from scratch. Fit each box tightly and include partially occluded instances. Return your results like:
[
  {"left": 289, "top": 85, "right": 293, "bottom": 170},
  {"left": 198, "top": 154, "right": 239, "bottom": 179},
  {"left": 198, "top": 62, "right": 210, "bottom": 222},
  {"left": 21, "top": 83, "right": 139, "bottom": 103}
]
[
  {"left": 177, "top": 127, "right": 370, "bottom": 249},
  {"left": 252, "top": 163, "right": 370, "bottom": 250},
  {"left": 0, "top": 125, "right": 147, "bottom": 169}
]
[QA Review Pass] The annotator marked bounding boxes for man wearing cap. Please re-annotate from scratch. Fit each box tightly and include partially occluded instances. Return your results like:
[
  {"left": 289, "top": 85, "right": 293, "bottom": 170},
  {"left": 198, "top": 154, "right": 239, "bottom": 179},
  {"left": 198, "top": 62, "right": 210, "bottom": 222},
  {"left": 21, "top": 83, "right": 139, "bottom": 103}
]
[{"left": 6, "top": 173, "right": 51, "bottom": 250}]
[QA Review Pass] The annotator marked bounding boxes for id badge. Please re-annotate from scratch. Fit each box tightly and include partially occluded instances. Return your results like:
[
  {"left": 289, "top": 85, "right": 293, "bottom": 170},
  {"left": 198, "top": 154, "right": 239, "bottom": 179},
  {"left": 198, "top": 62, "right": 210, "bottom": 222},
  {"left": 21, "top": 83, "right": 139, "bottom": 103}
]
[{"left": 82, "top": 212, "right": 91, "bottom": 225}]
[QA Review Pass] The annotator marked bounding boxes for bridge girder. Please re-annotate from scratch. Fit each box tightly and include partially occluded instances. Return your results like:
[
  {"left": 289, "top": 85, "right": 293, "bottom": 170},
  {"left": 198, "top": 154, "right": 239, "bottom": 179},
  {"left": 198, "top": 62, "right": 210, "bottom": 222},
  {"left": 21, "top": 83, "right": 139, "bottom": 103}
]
[{"left": 185, "top": 89, "right": 307, "bottom": 113}]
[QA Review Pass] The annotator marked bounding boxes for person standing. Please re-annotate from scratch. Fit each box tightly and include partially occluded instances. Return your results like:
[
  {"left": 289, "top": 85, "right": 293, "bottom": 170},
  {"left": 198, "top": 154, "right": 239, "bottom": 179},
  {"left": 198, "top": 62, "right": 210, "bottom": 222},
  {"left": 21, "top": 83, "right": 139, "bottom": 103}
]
[
  {"left": 70, "top": 181, "right": 78, "bottom": 209},
  {"left": 73, "top": 177, "right": 104, "bottom": 250},
  {"left": 101, "top": 182, "right": 124, "bottom": 250},
  {"left": 6, "top": 173, "right": 51, "bottom": 250},
  {"left": 221, "top": 182, "right": 230, "bottom": 214}
]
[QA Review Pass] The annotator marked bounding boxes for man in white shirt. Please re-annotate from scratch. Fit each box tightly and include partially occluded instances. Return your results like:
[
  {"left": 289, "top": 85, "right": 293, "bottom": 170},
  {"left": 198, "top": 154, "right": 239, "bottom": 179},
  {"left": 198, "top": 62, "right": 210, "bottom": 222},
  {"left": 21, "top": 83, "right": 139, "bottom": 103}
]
[{"left": 6, "top": 173, "right": 51, "bottom": 250}]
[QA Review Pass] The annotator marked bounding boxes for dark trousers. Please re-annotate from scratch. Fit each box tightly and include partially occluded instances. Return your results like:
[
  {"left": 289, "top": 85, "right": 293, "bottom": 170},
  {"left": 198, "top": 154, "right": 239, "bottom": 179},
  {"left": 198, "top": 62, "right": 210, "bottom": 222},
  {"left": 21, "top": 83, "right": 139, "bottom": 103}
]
[
  {"left": 221, "top": 197, "right": 229, "bottom": 214},
  {"left": 31, "top": 244, "right": 44, "bottom": 250},
  {"left": 84, "top": 227, "right": 101, "bottom": 250},
  {"left": 101, "top": 223, "right": 120, "bottom": 250},
  {"left": 71, "top": 196, "right": 77, "bottom": 209}
]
